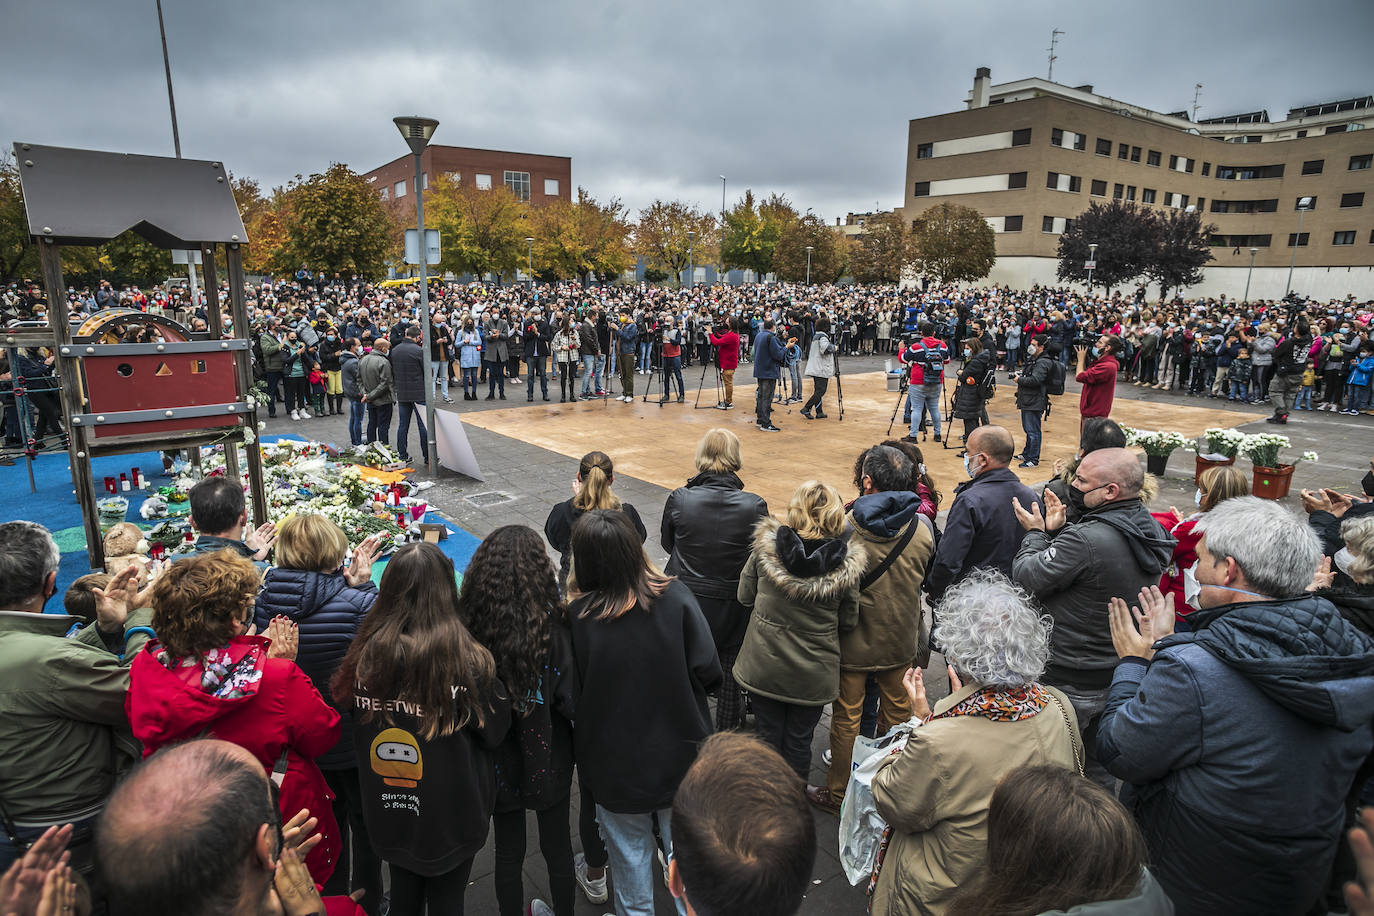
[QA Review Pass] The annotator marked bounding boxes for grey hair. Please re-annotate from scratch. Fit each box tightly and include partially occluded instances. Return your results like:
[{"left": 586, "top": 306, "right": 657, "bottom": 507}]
[
  {"left": 1194, "top": 496, "right": 1321, "bottom": 598},
  {"left": 934, "top": 569, "right": 1052, "bottom": 688},
  {"left": 0, "top": 521, "right": 61, "bottom": 607}
]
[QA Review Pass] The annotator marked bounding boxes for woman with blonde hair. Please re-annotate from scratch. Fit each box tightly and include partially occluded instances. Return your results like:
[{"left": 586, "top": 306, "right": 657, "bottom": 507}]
[
  {"left": 662, "top": 428, "right": 769, "bottom": 730},
  {"left": 544, "top": 451, "right": 647, "bottom": 588},
  {"left": 1152, "top": 464, "right": 1250, "bottom": 625},
  {"left": 734, "top": 480, "right": 866, "bottom": 779}
]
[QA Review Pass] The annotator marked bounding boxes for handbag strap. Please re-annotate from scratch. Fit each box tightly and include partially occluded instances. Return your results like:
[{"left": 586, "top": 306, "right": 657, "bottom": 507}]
[
  {"left": 857, "top": 515, "right": 928, "bottom": 591},
  {"left": 1047, "top": 691, "right": 1085, "bottom": 777}
]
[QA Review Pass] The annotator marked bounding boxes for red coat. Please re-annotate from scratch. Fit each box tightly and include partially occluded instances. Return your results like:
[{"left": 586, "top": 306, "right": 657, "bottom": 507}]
[
  {"left": 1151, "top": 514, "right": 1204, "bottom": 621},
  {"left": 709, "top": 330, "right": 740, "bottom": 370},
  {"left": 127, "top": 636, "right": 342, "bottom": 882},
  {"left": 1076, "top": 353, "right": 1119, "bottom": 418}
]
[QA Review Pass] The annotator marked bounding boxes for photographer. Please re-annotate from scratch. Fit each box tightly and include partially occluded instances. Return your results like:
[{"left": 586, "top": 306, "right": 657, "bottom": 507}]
[
  {"left": 708, "top": 317, "right": 740, "bottom": 410},
  {"left": 1075, "top": 334, "right": 1122, "bottom": 429},
  {"left": 659, "top": 316, "right": 686, "bottom": 404},
  {"left": 1013, "top": 334, "right": 1056, "bottom": 468}
]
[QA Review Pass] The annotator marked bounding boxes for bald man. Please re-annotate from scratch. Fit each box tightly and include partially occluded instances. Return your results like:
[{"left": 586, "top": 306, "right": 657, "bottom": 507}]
[
  {"left": 924, "top": 425, "right": 1041, "bottom": 601},
  {"left": 1011, "top": 447, "right": 1175, "bottom": 787},
  {"left": 97, "top": 739, "right": 364, "bottom": 916}
]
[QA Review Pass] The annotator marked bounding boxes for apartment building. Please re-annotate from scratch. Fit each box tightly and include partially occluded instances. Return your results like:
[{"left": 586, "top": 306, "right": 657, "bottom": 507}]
[
  {"left": 362, "top": 145, "right": 571, "bottom": 206},
  {"left": 903, "top": 69, "right": 1374, "bottom": 299}
]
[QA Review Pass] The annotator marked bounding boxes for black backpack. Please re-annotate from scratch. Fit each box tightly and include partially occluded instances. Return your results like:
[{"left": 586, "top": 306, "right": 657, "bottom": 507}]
[
  {"left": 978, "top": 368, "right": 997, "bottom": 400},
  {"left": 1046, "top": 359, "right": 1066, "bottom": 396}
]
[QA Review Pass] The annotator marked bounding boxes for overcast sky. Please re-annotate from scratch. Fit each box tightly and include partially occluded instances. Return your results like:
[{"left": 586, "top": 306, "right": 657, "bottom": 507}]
[{"left": 4, "top": 0, "right": 1372, "bottom": 227}]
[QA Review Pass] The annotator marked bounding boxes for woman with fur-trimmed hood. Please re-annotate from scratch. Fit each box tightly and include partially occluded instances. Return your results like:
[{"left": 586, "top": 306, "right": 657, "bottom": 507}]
[{"left": 734, "top": 480, "right": 866, "bottom": 779}]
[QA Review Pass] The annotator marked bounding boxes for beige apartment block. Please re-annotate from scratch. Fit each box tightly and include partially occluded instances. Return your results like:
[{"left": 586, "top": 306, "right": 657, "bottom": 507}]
[{"left": 904, "top": 69, "right": 1374, "bottom": 300}]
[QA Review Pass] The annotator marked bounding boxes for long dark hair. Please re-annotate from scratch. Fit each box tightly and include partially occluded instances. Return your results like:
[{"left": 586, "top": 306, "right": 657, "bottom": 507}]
[
  {"left": 458, "top": 526, "right": 562, "bottom": 716},
  {"left": 850, "top": 440, "right": 942, "bottom": 508},
  {"left": 948, "top": 766, "right": 1146, "bottom": 916},
  {"left": 568, "top": 510, "right": 671, "bottom": 621},
  {"left": 331, "top": 543, "right": 495, "bottom": 740}
]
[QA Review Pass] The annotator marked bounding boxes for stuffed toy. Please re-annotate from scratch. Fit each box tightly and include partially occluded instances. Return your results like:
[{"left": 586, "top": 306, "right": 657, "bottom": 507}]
[{"left": 103, "top": 522, "right": 151, "bottom": 579}]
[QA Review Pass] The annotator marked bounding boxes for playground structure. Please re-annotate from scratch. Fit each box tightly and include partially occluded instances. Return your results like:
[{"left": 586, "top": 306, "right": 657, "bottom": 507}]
[{"left": 9, "top": 142, "right": 266, "bottom": 567}]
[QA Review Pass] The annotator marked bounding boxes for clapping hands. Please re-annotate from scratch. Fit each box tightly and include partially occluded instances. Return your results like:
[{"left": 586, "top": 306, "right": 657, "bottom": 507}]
[{"left": 1108, "top": 585, "right": 1176, "bottom": 661}]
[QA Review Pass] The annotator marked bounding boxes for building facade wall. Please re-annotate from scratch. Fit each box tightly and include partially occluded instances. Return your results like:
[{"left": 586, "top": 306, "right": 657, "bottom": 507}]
[
  {"left": 362, "top": 146, "right": 572, "bottom": 206},
  {"left": 903, "top": 95, "right": 1374, "bottom": 277}
]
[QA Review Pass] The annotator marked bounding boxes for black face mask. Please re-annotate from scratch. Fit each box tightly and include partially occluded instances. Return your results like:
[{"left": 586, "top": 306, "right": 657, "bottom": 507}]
[{"left": 1067, "top": 482, "right": 1109, "bottom": 515}]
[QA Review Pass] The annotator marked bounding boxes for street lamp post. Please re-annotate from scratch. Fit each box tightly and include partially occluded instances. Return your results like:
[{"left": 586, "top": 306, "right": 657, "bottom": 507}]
[
  {"left": 393, "top": 115, "right": 440, "bottom": 474},
  {"left": 687, "top": 230, "right": 696, "bottom": 288},
  {"left": 1086, "top": 242, "right": 1098, "bottom": 294},
  {"left": 525, "top": 236, "right": 534, "bottom": 287},
  {"left": 719, "top": 175, "right": 726, "bottom": 283},
  {"left": 1284, "top": 197, "right": 1314, "bottom": 299},
  {"left": 1243, "top": 246, "right": 1259, "bottom": 304},
  {"left": 805, "top": 245, "right": 814, "bottom": 285}
]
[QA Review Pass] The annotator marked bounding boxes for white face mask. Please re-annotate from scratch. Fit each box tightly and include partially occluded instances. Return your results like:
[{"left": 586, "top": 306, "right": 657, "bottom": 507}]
[
  {"left": 1334, "top": 548, "right": 1356, "bottom": 576},
  {"left": 1183, "top": 565, "right": 1202, "bottom": 608},
  {"left": 1194, "top": 489, "right": 1203, "bottom": 508}
]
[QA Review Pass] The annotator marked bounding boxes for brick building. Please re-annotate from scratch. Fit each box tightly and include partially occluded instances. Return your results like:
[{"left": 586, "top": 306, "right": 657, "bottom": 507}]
[
  {"left": 362, "top": 146, "right": 572, "bottom": 206},
  {"left": 904, "top": 69, "right": 1374, "bottom": 299}
]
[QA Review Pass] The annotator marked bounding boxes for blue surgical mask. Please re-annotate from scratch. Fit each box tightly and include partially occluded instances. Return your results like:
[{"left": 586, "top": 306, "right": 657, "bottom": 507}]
[
  {"left": 962, "top": 348, "right": 971, "bottom": 358},
  {"left": 326, "top": 335, "right": 336, "bottom": 341},
  {"left": 1092, "top": 346, "right": 1102, "bottom": 356}
]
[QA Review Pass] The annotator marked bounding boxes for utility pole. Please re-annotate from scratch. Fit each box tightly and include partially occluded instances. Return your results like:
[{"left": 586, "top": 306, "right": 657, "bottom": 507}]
[
  {"left": 1047, "top": 29, "right": 1064, "bottom": 81},
  {"left": 1191, "top": 83, "right": 1203, "bottom": 121},
  {"left": 156, "top": 0, "right": 199, "bottom": 310}
]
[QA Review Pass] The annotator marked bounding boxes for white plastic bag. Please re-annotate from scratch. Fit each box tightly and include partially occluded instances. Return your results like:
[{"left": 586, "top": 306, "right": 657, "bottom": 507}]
[{"left": 838, "top": 721, "right": 915, "bottom": 885}]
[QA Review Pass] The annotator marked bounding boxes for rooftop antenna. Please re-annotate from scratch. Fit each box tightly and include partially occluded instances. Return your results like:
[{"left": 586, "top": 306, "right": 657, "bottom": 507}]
[
  {"left": 1047, "top": 29, "right": 1064, "bottom": 81},
  {"left": 1191, "top": 83, "right": 1203, "bottom": 120}
]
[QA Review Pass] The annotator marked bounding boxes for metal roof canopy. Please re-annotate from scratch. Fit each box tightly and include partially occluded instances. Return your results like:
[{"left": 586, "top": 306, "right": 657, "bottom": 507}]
[{"left": 11, "top": 142, "right": 248, "bottom": 247}]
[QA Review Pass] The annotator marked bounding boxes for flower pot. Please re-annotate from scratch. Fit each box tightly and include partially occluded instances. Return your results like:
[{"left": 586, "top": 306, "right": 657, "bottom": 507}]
[
  {"left": 1146, "top": 453, "right": 1170, "bottom": 476},
  {"left": 1194, "top": 454, "right": 1237, "bottom": 484},
  {"left": 1252, "top": 464, "right": 1295, "bottom": 500}
]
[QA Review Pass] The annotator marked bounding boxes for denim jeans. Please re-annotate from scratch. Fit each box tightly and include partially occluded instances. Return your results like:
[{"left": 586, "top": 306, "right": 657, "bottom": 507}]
[
  {"left": 263, "top": 370, "right": 283, "bottom": 416},
  {"left": 1350, "top": 384, "right": 1373, "bottom": 412},
  {"left": 486, "top": 362, "right": 505, "bottom": 396},
  {"left": 526, "top": 356, "right": 548, "bottom": 398},
  {"left": 366, "top": 402, "right": 392, "bottom": 445},
  {"left": 396, "top": 401, "right": 428, "bottom": 463},
  {"left": 638, "top": 340, "right": 652, "bottom": 371},
  {"left": 461, "top": 366, "right": 478, "bottom": 396},
  {"left": 661, "top": 355, "right": 683, "bottom": 398},
  {"left": 1296, "top": 385, "right": 1313, "bottom": 409},
  {"left": 596, "top": 806, "right": 686, "bottom": 916},
  {"left": 593, "top": 354, "right": 606, "bottom": 393},
  {"left": 580, "top": 354, "right": 597, "bottom": 395},
  {"left": 1021, "top": 408, "right": 1043, "bottom": 461},
  {"left": 910, "top": 382, "right": 942, "bottom": 439},
  {"left": 431, "top": 361, "right": 449, "bottom": 399},
  {"left": 348, "top": 397, "right": 365, "bottom": 446}
]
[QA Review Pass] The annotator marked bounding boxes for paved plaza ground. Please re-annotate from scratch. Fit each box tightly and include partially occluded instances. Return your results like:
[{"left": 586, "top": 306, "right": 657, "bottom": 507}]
[{"left": 269, "top": 355, "right": 1372, "bottom": 914}]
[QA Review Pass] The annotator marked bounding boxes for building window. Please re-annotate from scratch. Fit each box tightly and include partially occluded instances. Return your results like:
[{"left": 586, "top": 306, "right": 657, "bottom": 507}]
[
  {"left": 1046, "top": 171, "right": 1059, "bottom": 189},
  {"left": 1302, "top": 159, "right": 1325, "bottom": 175},
  {"left": 1147, "top": 150, "right": 1161, "bottom": 167},
  {"left": 1069, "top": 176, "right": 1082, "bottom": 192},
  {"left": 1296, "top": 130, "right": 1308, "bottom": 138},
  {"left": 394, "top": 179, "right": 406, "bottom": 198},
  {"left": 544, "top": 178, "right": 560, "bottom": 196},
  {"left": 913, "top": 181, "right": 930, "bottom": 197},
  {"left": 1090, "top": 179, "right": 1107, "bottom": 197},
  {"left": 1168, "top": 154, "right": 1178, "bottom": 170},
  {"left": 1118, "top": 143, "right": 1129, "bottom": 160},
  {"left": 917, "top": 143, "right": 933, "bottom": 159},
  {"left": 475, "top": 173, "right": 492, "bottom": 190},
  {"left": 1288, "top": 233, "right": 1310, "bottom": 247},
  {"left": 1201, "top": 162, "right": 1211, "bottom": 176},
  {"left": 1132, "top": 146, "right": 1142, "bottom": 162},
  {"left": 422, "top": 172, "right": 428, "bottom": 190},
  {"left": 1042, "top": 216, "right": 1057, "bottom": 233},
  {"left": 1113, "top": 183, "right": 1124, "bottom": 200},
  {"left": 1126, "top": 185, "right": 1137, "bottom": 201},
  {"left": 1011, "top": 128, "right": 1032, "bottom": 146},
  {"left": 1216, "top": 164, "right": 1285, "bottom": 180},
  {"left": 1333, "top": 230, "right": 1357, "bottom": 246},
  {"left": 1051, "top": 128, "right": 1084, "bottom": 150},
  {"left": 1142, "top": 188, "right": 1156, "bottom": 204},
  {"left": 1197, "top": 197, "right": 1205, "bottom": 211},
  {"left": 1327, "top": 125, "right": 1350, "bottom": 135},
  {"left": 1341, "top": 192, "right": 1365, "bottom": 208},
  {"left": 1180, "top": 194, "right": 1189, "bottom": 209},
  {"left": 1004, "top": 215, "right": 1023, "bottom": 232},
  {"left": 504, "top": 170, "right": 531, "bottom": 201},
  {"left": 1007, "top": 172, "right": 1027, "bottom": 189},
  {"left": 1350, "top": 154, "right": 1373, "bottom": 170},
  {"left": 1095, "top": 137, "right": 1112, "bottom": 156}
]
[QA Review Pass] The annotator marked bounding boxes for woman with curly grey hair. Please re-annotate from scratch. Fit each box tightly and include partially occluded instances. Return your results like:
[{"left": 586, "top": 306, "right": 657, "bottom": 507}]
[{"left": 869, "top": 569, "right": 1084, "bottom": 916}]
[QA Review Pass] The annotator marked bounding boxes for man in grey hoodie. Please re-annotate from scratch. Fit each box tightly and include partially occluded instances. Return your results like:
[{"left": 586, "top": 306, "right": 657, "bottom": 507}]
[
  {"left": 1098, "top": 497, "right": 1374, "bottom": 916},
  {"left": 1011, "top": 447, "right": 1176, "bottom": 788}
]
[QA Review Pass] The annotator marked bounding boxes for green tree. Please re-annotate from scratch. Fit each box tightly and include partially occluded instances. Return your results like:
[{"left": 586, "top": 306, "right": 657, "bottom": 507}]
[
  {"left": 720, "top": 190, "right": 794, "bottom": 281},
  {"left": 773, "top": 214, "right": 840, "bottom": 283},
  {"left": 1056, "top": 201, "right": 1160, "bottom": 293},
  {"left": 910, "top": 203, "right": 996, "bottom": 283},
  {"left": 425, "top": 174, "right": 529, "bottom": 282},
  {"left": 1145, "top": 207, "right": 1215, "bottom": 299},
  {"left": 849, "top": 212, "right": 915, "bottom": 284},
  {"left": 280, "top": 163, "right": 398, "bottom": 278},
  {"left": 0, "top": 157, "right": 38, "bottom": 282},
  {"left": 100, "top": 230, "right": 174, "bottom": 287},
  {"left": 633, "top": 200, "right": 717, "bottom": 285}
]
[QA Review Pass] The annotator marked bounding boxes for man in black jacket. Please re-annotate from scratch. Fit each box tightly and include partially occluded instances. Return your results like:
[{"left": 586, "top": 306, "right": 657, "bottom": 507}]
[
  {"left": 390, "top": 326, "right": 428, "bottom": 466},
  {"left": 1012, "top": 335, "right": 1054, "bottom": 468},
  {"left": 1011, "top": 447, "right": 1175, "bottom": 788},
  {"left": 925, "top": 426, "right": 1040, "bottom": 601},
  {"left": 523, "top": 307, "right": 553, "bottom": 402},
  {"left": 1267, "top": 320, "right": 1313, "bottom": 424},
  {"left": 339, "top": 340, "right": 364, "bottom": 447}
]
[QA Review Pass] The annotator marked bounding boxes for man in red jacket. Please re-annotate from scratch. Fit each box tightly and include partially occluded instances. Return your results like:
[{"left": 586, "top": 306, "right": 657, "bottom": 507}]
[
  {"left": 708, "top": 317, "right": 741, "bottom": 409},
  {"left": 1075, "top": 334, "right": 1122, "bottom": 429}
]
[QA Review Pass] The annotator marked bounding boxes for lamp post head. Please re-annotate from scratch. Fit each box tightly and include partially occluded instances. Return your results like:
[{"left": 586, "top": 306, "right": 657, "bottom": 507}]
[
  {"left": 1249, "top": 247, "right": 1259, "bottom": 255},
  {"left": 1297, "top": 196, "right": 1314, "bottom": 211},
  {"left": 688, "top": 230, "right": 696, "bottom": 241},
  {"left": 806, "top": 245, "right": 814, "bottom": 253},
  {"left": 393, "top": 116, "right": 440, "bottom": 156},
  {"left": 525, "top": 237, "right": 534, "bottom": 245},
  {"left": 1088, "top": 242, "right": 1098, "bottom": 252}
]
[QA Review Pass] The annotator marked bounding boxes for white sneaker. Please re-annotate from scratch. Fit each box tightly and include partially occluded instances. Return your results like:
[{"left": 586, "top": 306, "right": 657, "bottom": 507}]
[
  {"left": 574, "top": 852, "right": 609, "bottom": 904},
  {"left": 528, "top": 900, "right": 554, "bottom": 916},
  {"left": 290, "top": 409, "right": 300, "bottom": 420}
]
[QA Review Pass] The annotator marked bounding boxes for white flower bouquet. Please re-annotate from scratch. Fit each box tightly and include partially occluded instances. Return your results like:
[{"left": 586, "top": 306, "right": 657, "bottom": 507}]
[
  {"left": 1199, "top": 427, "right": 1246, "bottom": 460},
  {"left": 1238, "top": 433, "right": 1293, "bottom": 469},
  {"left": 1123, "top": 428, "right": 1193, "bottom": 458}
]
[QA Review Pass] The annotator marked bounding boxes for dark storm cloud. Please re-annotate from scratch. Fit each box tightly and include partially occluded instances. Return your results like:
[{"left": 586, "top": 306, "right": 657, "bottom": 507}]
[{"left": 4, "top": 0, "right": 1372, "bottom": 225}]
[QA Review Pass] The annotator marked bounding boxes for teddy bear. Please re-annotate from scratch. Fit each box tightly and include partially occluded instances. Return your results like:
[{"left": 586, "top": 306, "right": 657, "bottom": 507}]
[{"left": 102, "top": 522, "right": 151, "bottom": 579}]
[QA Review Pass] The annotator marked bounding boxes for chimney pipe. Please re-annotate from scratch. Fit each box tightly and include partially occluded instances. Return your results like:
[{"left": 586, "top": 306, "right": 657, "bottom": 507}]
[{"left": 970, "top": 67, "right": 991, "bottom": 109}]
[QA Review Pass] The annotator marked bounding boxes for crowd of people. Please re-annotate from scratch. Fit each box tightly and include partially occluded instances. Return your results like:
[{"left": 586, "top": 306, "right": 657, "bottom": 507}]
[{"left": 2, "top": 407, "right": 1374, "bottom": 915}]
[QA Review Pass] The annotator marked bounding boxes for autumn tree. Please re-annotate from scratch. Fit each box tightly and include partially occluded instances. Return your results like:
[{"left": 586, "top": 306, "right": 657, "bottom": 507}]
[
  {"left": 425, "top": 174, "right": 529, "bottom": 282},
  {"left": 1056, "top": 201, "right": 1160, "bottom": 293},
  {"left": 773, "top": 214, "right": 840, "bottom": 284},
  {"left": 0, "top": 157, "right": 37, "bottom": 282},
  {"left": 910, "top": 203, "right": 996, "bottom": 284},
  {"left": 849, "top": 212, "right": 915, "bottom": 284},
  {"left": 527, "top": 187, "right": 632, "bottom": 284},
  {"left": 633, "top": 200, "right": 717, "bottom": 284},
  {"left": 720, "top": 189, "right": 793, "bottom": 281},
  {"left": 279, "top": 163, "right": 398, "bottom": 278},
  {"left": 1145, "top": 207, "right": 1215, "bottom": 299}
]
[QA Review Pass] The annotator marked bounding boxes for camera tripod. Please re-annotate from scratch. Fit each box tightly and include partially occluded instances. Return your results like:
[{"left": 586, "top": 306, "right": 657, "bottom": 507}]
[{"left": 693, "top": 345, "right": 724, "bottom": 410}]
